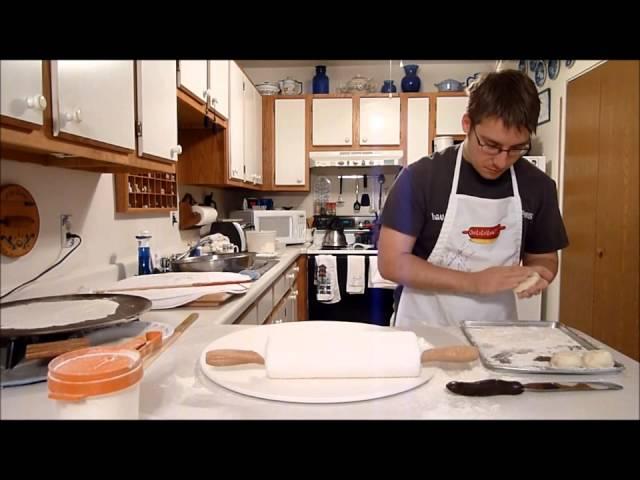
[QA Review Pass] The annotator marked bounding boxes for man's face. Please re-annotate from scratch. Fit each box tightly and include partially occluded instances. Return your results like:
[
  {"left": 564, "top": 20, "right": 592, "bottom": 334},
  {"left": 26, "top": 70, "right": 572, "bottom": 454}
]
[{"left": 462, "top": 114, "right": 531, "bottom": 180}]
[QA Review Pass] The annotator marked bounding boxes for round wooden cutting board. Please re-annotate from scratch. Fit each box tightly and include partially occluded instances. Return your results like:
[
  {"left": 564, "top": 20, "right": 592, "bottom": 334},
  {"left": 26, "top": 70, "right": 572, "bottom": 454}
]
[{"left": 0, "top": 184, "right": 40, "bottom": 257}]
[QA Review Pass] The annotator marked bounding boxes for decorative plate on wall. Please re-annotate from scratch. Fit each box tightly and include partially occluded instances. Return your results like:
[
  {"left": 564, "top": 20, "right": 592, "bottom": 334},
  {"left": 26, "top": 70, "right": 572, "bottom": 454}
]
[
  {"left": 0, "top": 184, "right": 40, "bottom": 258},
  {"left": 534, "top": 60, "right": 547, "bottom": 87},
  {"left": 547, "top": 60, "right": 560, "bottom": 80},
  {"left": 518, "top": 60, "right": 527, "bottom": 74}
]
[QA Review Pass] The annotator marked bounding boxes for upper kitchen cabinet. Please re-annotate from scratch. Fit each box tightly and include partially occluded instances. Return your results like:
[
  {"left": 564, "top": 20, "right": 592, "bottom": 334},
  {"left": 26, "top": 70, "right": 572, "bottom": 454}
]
[
  {"left": 229, "top": 61, "right": 262, "bottom": 185},
  {"left": 312, "top": 98, "right": 352, "bottom": 146},
  {"left": 136, "top": 60, "right": 180, "bottom": 162},
  {"left": 0, "top": 61, "right": 175, "bottom": 174},
  {"left": 208, "top": 60, "right": 229, "bottom": 119},
  {"left": 435, "top": 94, "right": 468, "bottom": 136},
  {"left": 406, "top": 96, "right": 430, "bottom": 165},
  {"left": 229, "top": 61, "right": 246, "bottom": 181},
  {"left": 359, "top": 97, "right": 401, "bottom": 146},
  {"left": 0, "top": 60, "right": 46, "bottom": 127},
  {"left": 264, "top": 97, "right": 307, "bottom": 190},
  {"left": 177, "top": 60, "right": 208, "bottom": 104},
  {"left": 51, "top": 60, "right": 135, "bottom": 151},
  {"left": 243, "top": 79, "right": 263, "bottom": 185}
]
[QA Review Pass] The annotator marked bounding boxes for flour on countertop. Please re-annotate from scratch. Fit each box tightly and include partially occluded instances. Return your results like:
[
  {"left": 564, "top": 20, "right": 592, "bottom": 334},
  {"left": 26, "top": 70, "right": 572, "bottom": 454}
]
[
  {"left": 466, "top": 326, "right": 586, "bottom": 370},
  {"left": 1, "top": 299, "right": 119, "bottom": 330}
]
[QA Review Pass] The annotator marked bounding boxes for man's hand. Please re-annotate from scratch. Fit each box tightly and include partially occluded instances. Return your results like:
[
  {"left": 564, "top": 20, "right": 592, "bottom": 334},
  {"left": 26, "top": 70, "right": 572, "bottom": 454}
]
[
  {"left": 515, "top": 265, "right": 553, "bottom": 299},
  {"left": 468, "top": 266, "right": 532, "bottom": 295}
]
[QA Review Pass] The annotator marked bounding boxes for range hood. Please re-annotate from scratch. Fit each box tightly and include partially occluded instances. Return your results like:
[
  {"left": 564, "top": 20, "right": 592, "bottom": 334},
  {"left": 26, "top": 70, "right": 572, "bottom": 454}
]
[{"left": 309, "top": 150, "right": 403, "bottom": 167}]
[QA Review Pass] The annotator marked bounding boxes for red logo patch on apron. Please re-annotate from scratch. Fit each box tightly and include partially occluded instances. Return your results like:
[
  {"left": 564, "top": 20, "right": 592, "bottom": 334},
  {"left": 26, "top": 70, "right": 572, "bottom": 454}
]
[{"left": 462, "top": 224, "right": 506, "bottom": 244}]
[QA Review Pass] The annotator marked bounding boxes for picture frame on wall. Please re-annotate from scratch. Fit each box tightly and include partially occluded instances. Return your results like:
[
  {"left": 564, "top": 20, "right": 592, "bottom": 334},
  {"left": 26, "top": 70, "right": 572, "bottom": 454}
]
[{"left": 538, "top": 88, "right": 551, "bottom": 126}]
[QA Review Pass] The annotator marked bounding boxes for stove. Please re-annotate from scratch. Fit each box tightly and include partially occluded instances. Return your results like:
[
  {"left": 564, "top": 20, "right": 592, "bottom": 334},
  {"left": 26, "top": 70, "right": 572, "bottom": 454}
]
[{"left": 310, "top": 215, "right": 379, "bottom": 252}]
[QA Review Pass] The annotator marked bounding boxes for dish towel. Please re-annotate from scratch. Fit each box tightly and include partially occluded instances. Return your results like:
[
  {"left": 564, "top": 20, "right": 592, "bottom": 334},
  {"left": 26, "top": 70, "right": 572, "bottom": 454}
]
[
  {"left": 315, "top": 255, "right": 341, "bottom": 304},
  {"left": 368, "top": 256, "right": 397, "bottom": 290},
  {"left": 346, "top": 255, "right": 365, "bottom": 294}
]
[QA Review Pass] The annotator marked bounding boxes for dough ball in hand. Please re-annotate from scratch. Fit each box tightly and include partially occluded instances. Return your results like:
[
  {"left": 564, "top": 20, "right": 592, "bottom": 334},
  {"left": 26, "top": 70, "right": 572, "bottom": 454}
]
[
  {"left": 583, "top": 349, "right": 614, "bottom": 368},
  {"left": 550, "top": 350, "right": 583, "bottom": 368},
  {"left": 513, "top": 271, "right": 541, "bottom": 294}
]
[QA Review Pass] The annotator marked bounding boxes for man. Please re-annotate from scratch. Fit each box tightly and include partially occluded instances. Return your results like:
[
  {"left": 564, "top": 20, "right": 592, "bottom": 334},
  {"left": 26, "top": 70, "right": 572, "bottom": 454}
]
[{"left": 378, "top": 69, "right": 569, "bottom": 328}]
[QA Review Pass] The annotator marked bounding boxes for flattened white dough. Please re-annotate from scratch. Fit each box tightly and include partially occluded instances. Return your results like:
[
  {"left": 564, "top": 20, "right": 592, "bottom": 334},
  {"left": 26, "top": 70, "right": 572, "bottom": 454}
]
[
  {"left": 513, "top": 271, "right": 541, "bottom": 293},
  {"left": 583, "top": 349, "right": 614, "bottom": 368},
  {"left": 550, "top": 350, "right": 583, "bottom": 368},
  {"left": 264, "top": 330, "right": 423, "bottom": 379},
  {"left": 1, "top": 300, "right": 119, "bottom": 330}
]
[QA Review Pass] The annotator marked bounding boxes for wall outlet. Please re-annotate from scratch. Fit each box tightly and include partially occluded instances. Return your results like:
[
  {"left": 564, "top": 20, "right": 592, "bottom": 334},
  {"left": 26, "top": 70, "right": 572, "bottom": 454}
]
[
  {"left": 170, "top": 210, "right": 178, "bottom": 228},
  {"left": 60, "top": 214, "right": 74, "bottom": 248}
]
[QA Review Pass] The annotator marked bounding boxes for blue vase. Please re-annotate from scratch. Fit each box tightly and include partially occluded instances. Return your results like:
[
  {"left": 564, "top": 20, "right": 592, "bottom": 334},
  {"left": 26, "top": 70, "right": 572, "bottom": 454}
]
[
  {"left": 401, "top": 64, "right": 421, "bottom": 92},
  {"left": 381, "top": 80, "right": 397, "bottom": 93},
  {"left": 312, "top": 65, "right": 329, "bottom": 94}
]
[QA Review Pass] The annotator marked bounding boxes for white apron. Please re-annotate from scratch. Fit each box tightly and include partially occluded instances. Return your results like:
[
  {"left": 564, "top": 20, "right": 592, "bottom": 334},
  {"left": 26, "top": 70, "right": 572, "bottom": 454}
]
[{"left": 394, "top": 145, "right": 523, "bottom": 328}]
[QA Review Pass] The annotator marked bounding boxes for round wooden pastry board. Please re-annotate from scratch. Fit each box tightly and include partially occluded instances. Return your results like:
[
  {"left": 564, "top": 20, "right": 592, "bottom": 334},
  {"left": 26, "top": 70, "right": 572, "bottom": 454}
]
[{"left": 0, "top": 184, "right": 40, "bottom": 257}]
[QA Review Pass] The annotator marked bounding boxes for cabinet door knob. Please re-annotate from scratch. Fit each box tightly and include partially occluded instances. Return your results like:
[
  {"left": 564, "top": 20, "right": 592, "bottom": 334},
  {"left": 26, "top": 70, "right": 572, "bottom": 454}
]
[
  {"left": 64, "top": 109, "right": 82, "bottom": 123},
  {"left": 292, "top": 266, "right": 300, "bottom": 273},
  {"left": 26, "top": 95, "right": 47, "bottom": 111},
  {"left": 170, "top": 145, "right": 182, "bottom": 157},
  {"left": 203, "top": 88, "right": 213, "bottom": 100},
  {"left": 362, "top": 137, "right": 368, "bottom": 143},
  {"left": 273, "top": 319, "right": 284, "bottom": 324},
  {"left": 344, "top": 137, "right": 350, "bottom": 143},
  {"left": 296, "top": 179, "right": 302, "bottom": 184},
  {"left": 596, "top": 248, "right": 605, "bottom": 258}
]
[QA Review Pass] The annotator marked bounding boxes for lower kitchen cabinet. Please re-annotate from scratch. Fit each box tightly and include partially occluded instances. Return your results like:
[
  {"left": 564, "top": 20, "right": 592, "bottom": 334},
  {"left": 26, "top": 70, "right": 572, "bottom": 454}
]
[{"left": 234, "top": 255, "right": 307, "bottom": 325}]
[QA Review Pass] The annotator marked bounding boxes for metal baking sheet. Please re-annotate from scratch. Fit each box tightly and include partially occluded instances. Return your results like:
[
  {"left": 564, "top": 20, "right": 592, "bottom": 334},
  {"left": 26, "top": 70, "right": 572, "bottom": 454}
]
[
  {"left": 0, "top": 294, "right": 152, "bottom": 337},
  {"left": 461, "top": 321, "right": 625, "bottom": 375}
]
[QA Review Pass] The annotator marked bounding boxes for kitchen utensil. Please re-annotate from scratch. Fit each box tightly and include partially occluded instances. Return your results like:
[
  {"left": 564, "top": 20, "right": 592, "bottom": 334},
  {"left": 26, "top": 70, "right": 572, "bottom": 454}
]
[
  {"left": 206, "top": 341, "right": 479, "bottom": 373},
  {"left": 446, "top": 379, "right": 623, "bottom": 396},
  {"left": 199, "top": 321, "right": 439, "bottom": 403},
  {"left": 0, "top": 294, "right": 152, "bottom": 338},
  {"left": 143, "top": 313, "right": 199, "bottom": 368},
  {"left": 353, "top": 179, "right": 361, "bottom": 212},
  {"left": 337, "top": 176, "right": 344, "bottom": 207},
  {"left": 377, "top": 174, "right": 385, "bottom": 212},
  {"left": 360, "top": 175, "right": 370, "bottom": 207},
  {"left": 169, "top": 252, "right": 257, "bottom": 273},
  {"left": 322, "top": 217, "right": 348, "bottom": 248},
  {"left": 461, "top": 321, "right": 626, "bottom": 374},
  {"left": 101, "top": 277, "right": 251, "bottom": 293}
]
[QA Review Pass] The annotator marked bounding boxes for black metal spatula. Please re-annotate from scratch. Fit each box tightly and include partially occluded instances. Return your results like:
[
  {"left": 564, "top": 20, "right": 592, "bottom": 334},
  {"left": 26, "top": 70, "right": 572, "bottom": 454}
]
[{"left": 360, "top": 175, "right": 370, "bottom": 207}]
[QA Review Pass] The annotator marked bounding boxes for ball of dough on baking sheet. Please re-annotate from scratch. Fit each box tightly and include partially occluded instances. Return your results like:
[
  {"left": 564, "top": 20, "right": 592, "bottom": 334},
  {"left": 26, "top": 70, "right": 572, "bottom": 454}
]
[
  {"left": 513, "top": 271, "right": 541, "bottom": 293},
  {"left": 550, "top": 350, "right": 583, "bottom": 368},
  {"left": 582, "top": 349, "right": 615, "bottom": 368}
]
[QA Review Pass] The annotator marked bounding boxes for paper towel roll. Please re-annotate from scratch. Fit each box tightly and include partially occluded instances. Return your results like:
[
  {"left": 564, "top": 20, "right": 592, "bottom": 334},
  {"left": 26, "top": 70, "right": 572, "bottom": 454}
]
[{"left": 192, "top": 206, "right": 218, "bottom": 226}]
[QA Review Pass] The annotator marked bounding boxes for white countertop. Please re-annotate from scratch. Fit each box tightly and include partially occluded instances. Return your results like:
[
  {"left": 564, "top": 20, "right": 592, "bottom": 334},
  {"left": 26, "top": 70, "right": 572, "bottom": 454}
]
[{"left": 2, "top": 315, "right": 638, "bottom": 420}]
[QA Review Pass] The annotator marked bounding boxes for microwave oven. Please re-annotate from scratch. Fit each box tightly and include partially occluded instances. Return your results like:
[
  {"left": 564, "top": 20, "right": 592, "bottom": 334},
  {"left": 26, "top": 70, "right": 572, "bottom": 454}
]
[{"left": 229, "top": 210, "right": 307, "bottom": 245}]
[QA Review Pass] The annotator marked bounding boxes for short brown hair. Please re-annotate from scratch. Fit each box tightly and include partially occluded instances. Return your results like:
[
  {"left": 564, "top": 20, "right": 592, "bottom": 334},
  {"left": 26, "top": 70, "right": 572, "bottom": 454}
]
[{"left": 466, "top": 70, "right": 540, "bottom": 134}]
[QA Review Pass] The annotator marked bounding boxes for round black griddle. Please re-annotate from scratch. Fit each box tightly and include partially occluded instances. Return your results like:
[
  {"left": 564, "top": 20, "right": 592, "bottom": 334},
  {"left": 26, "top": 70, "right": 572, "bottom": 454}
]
[{"left": 0, "top": 293, "right": 152, "bottom": 338}]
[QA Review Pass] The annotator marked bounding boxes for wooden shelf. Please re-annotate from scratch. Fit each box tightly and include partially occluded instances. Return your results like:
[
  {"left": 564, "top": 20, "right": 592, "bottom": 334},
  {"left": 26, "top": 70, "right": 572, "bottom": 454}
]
[{"left": 115, "top": 172, "right": 178, "bottom": 213}]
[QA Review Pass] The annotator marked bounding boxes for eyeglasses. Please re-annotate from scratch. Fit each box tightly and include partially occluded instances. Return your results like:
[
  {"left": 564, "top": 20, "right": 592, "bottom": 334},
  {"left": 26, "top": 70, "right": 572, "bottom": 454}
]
[{"left": 472, "top": 128, "right": 531, "bottom": 157}]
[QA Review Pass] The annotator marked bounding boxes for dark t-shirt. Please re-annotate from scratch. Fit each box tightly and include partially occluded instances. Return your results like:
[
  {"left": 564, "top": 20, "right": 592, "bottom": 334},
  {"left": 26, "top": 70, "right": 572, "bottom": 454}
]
[{"left": 381, "top": 146, "right": 569, "bottom": 260}]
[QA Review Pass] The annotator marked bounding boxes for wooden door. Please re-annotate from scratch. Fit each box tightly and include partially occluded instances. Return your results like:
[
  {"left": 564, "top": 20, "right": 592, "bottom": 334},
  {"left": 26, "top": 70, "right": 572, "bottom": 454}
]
[
  {"left": 561, "top": 61, "right": 639, "bottom": 360},
  {"left": 592, "top": 60, "right": 639, "bottom": 360},
  {"left": 560, "top": 66, "right": 601, "bottom": 336}
]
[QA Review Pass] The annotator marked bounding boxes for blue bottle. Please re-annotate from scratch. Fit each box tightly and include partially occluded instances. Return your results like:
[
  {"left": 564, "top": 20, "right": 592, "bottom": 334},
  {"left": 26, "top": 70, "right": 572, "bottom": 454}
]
[
  {"left": 136, "top": 231, "right": 153, "bottom": 275},
  {"left": 312, "top": 65, "right": 329, "bottom": 94},
  {"left": 381, "top": 80, "right": 397, "bottom": 93},
  {"left": 401, "top": 64, "right": 421, "bottom": 92}
]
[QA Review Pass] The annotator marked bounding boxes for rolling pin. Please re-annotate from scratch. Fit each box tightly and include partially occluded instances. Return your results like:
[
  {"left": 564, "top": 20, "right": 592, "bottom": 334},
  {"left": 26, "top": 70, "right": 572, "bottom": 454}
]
[{"left": 205, "top": 330, "right": 479, "bottom": 379}]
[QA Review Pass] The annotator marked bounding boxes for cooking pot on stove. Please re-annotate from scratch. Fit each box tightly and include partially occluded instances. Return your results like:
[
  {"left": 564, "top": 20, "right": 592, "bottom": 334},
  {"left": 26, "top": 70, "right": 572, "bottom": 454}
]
[{"left": 322, "top": 218, "right": 348, "bottom": 248}]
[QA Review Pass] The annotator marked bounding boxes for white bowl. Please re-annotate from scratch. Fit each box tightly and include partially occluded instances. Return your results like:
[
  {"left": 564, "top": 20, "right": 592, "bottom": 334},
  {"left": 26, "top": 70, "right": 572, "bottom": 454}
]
[{"left": 256, "top": 83, "right": 280, "bottom": 95}]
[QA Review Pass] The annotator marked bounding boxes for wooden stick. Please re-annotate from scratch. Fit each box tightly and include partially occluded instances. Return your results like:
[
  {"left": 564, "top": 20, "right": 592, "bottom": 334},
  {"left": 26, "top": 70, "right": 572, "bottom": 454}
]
[
  {"left": 98, "top": 280, "right": 251, "bottom": 293},
  {"left": 25, "top": 337, "right": 90, "bottom": 360},
  {"left": 143, "top": 313, "right": 199, "bottom": 368},
  {"left": 205, "top": 349, "right": 265, "bottom": 366}
]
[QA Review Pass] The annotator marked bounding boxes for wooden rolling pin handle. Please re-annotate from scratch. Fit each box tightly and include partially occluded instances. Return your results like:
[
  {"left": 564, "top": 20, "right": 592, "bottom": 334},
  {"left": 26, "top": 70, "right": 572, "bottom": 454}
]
[
  {"left": 206, "top": 349, "right": 265, "bottom": 366},
  {"left": 25, "top": 337, "right": 91, "bottom": 360},
  {"left": 421, "top": 345, "right": 479, "bottom": 363}
]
